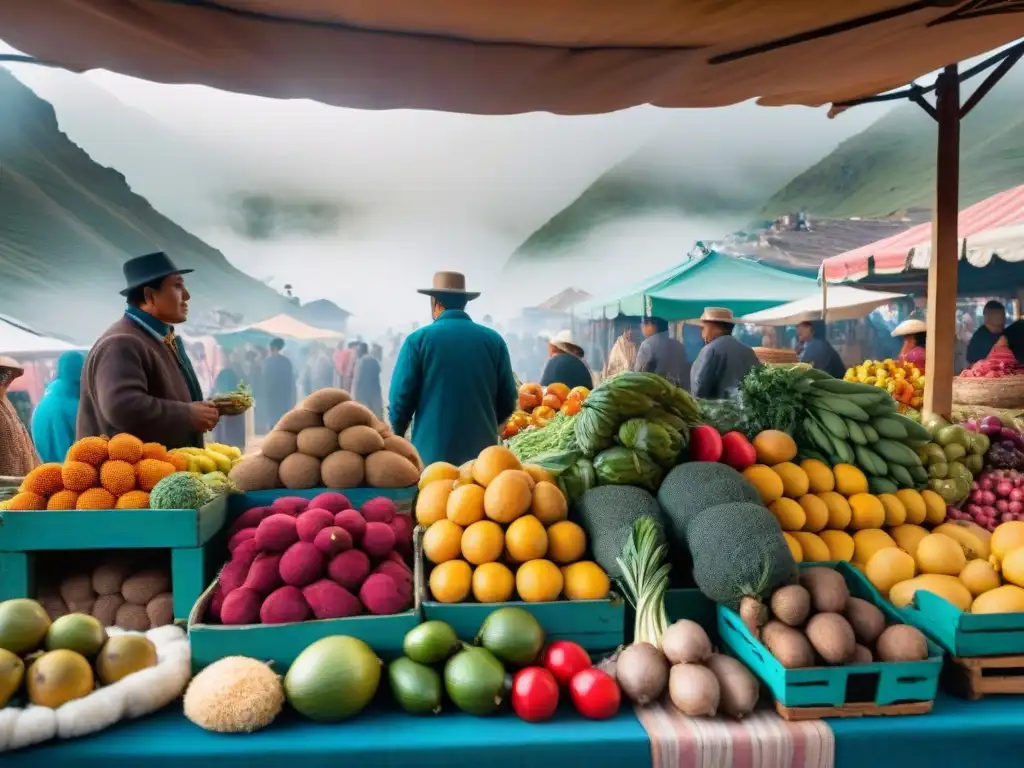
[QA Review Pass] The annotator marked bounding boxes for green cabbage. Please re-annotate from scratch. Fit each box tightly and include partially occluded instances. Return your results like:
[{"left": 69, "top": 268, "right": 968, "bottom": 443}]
[
  {"left": 593, "top": 446, "right": 664, "bottom": 492},
  {"left": 150, "top": 472, "right": 214, "bottom": 510},
  {"left": 557, "top": 457, "right": 597, "bottom": 502},
  {"left": 617, "top": 419, "right": 680, "bottom": 468}
]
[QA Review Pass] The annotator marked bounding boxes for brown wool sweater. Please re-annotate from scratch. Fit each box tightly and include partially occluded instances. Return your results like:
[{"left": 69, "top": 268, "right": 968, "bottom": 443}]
[{"left": 77, "top": 317, "right": 203, "bottom": 449}]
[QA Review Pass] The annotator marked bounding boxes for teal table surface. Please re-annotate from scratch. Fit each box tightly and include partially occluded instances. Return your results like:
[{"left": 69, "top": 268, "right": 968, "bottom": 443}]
[
  {"left": 832, "top": 693, "right": 1024, "bottom": 764},
  {"left": 4, "top": 705, "right": 652, "bottom": 768}
]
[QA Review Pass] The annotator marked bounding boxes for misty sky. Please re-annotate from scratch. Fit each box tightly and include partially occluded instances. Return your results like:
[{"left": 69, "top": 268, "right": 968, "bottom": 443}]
[{"left": 2, "top": 39, "right": 897, "bottom": 329}]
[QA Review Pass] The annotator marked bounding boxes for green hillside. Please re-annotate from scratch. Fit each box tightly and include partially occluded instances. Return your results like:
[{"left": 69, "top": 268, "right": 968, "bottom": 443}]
[
  {"left": 763, "top": 66, "right": 1024, "bottom": 217},
  {"left": 0, "top": 68, "right": 291, "bottom": 344}
]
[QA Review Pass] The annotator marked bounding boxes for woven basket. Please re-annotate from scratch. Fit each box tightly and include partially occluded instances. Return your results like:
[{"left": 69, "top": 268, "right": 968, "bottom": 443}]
[
  {"left": 753, "top": 347, "right": 798, "bottom": 365},
  {"left": 952, "top": 374, "right": 1024, "bottom": 408}
]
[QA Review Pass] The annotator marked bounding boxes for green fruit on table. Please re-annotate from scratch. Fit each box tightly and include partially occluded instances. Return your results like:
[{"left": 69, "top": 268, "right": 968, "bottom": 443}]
[
  {"left": 943, "top": 443, "right": 967, "bottom": 462},
  {"left": 920, "top": 444, "right": 946, "bottom": 466},
  {"left": 476, "top": 607, "right": 546, "bottom": 665},
  {"left": 388, "top": 657, "right": 443, "bottom": 715},
  {"left": 928, "top": 462, "right": 949, "bottom": 480},
  {"left": 935, "top": 425, "right": 970, "bottom": 451},
  {"left": 45, "top": 614, "right": 107, "bottom": 658},
  {"left": 285, "top": 636, "right": 382, "bottom": 722},
  {"left": 964, "top": 454, "right": 985, "bottom": 475},
  {"left": 444, "top": 647, "right": 505, "bottom": 715},
  {"left": 403, "top": 621, "right": 460, "bottom": 665},
  {"left": 0, "top": 599, "right": 51, "bottom": 655}
]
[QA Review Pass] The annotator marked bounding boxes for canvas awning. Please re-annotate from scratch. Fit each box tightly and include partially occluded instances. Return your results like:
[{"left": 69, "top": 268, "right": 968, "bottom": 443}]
[
  {"left": 218, "top": 314, "right": 344, "bottom": 341},
  {"left": 0, "top": 313, "right": 81, "bottom": 356},
  {"left": 2, "top": 2, "right": 1023, "bottom": 114},
  {"left": 741, "top": 285, "right": 907, "bottom": 326},
  {"left": 821, "top": 184, "right": 1024, "bottom": 282},
  {"left": 574, "top": 247, "right": 819, "bottom": 321}
]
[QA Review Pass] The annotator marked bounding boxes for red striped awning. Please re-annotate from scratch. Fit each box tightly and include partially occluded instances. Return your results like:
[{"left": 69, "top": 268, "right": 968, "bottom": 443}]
[{"left": 821, "top": 184, "right": 1024, "bottom": 282}]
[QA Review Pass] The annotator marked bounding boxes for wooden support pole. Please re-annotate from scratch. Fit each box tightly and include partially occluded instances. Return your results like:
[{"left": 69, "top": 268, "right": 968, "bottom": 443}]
[{"left": 924, "top": 65, "right": 960, "bottom": 418}]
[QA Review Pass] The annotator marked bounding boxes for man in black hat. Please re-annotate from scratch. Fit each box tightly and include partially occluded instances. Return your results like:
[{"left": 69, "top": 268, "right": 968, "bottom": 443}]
[{"left": 78, "top": 252, "right": 220, "bottom": 449}]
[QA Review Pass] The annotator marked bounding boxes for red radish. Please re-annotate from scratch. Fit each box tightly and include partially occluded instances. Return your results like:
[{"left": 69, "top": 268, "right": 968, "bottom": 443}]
[
  {"left": 997, "top": 500, "right": 1010, "bottom": 514},
  {"left": 981, "top": 477, "right": 995, "bottom": 491},
  {"left": 997, "top": 481, "right": 1014, "bottom": 499},
  {"left": 511, "top": 667, "right": 560, "bottom": 723},
  {"left": 544, "top": 641, "right": 592, "bottom": 687},
  {"left": 689, "top": 425, "right": 723, "bottom": 463},
  {"left": 569, "top": 668, "right": 621, "bottom": 720},
  {"left": 720, "top": 432, "right": 757, "bottom": 470}
]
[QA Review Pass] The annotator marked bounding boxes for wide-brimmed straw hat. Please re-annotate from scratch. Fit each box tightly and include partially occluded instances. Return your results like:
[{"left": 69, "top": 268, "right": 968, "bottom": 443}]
[
  {"left": 0, "top": 356, "right": 24, "bottom": 388},
  {"left": 686, "top": 307, "right": 738, "bottom": 326},
  {"left": 547, "top": 330, "right": 584, "bottom": 356},
  {"left": 891, "top": 319, "right": 927, "bottom": 338},
  {"left": 417, "top": 271, "right": 480, "bottom": 301}
]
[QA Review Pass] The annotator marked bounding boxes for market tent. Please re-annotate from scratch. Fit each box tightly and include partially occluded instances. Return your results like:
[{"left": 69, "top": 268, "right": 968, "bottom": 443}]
[
  {"left": 2, "top": 2, "right": 1023, "bottom": 115},
  {"left": 217, "top": 314, "right": 345, "bottom": 341},
  {"left": 0, "top": 313, "right": 81, "bottom": 357},
  {"left": 820, "top": 184, "right": 1024, "bottom": 282},
  {"left": 573, "top": 248, "right": 818, "bottom": 321},
  {"left": 741, "top": 285, "right": 907, "bottom": 326}
]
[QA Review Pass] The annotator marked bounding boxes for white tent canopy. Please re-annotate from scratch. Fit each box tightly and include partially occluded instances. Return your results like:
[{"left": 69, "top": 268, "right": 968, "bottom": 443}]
[
  {"left": 0, "top": 314, "right": 82, "bottom": 357},
  {"left": 218, "top": 314, "right": 344, "bottom": 341},
  {"left": 741, "top": 286, "right": 906, "bottom": 326}
]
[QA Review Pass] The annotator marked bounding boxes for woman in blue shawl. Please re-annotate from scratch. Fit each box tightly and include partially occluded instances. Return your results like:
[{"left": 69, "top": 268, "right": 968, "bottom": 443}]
[{"left": 31, "top": 351, "right": 85, "bottom": 462}]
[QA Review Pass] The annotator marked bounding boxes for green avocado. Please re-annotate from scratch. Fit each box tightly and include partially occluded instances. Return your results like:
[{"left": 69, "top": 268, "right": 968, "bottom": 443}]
[
  {"left": 403, "top": 621, "right": 461, "bottom": 665},
  {"left": 388, "top": 657, "right": 443, "bottom": 716}
]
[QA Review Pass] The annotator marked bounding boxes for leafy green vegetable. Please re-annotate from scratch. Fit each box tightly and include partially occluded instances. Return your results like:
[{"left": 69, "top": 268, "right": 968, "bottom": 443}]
[
  {"left": 617, "top": 419, "right": 680, "bottom": 468},
  {"left": 696, "top": 398, "right": 747, "bottom": 435},
  {"left": 557, "top": 457, "right": 597, "bottom": 501},
  {"left": 738, "top": 365, "right": 812, "bottom": 436},
  {"left": 593, "top": 446, "right": 664, "bottom": 491},
  {"left": 506, "top": 412, "right": 578, "bottom": 461}
]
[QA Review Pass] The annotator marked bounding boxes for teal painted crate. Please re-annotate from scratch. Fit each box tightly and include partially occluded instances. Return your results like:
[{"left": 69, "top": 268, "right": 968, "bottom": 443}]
[
  {"left": 415, "top": 528, "right": 625, "bottom": 651},
  {"left": 0, "top": 494, "right": 227, "bottom": 550},
  {"left": 885, "top": 585, "right": 1024, "bottom": 658},
  {"left": 718, "top": 561, "right": 943, "bottom": 710},
  {"left": 188, "top": 512, "right": 423, "bottom": 671}
]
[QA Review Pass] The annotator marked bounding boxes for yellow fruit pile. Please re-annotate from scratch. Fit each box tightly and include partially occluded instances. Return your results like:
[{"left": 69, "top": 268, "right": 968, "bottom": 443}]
[
  {"left": 862, "top": 520, "right": 1024, "bottom": 615},
  {"left": 6, "top": 434, "right": 180, "bottom": 511},
  {"left": 844, "top": 358, "right": 925, "bottom": 411},
  {"left": 416, "top": 446, "right": 611, "bottom": 605},
  {"left": 169, "top": 443, "right": 241, "bottom": 474},
  {"left": 743, "top": 458, "right": 947, "bottom": 568}
]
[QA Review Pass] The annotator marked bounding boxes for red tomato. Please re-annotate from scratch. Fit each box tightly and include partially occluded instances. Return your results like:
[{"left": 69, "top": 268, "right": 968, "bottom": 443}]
[
  {"left": 543, "top": 641, "right": 591, "bottom": 687},
  {"left": 511, "top": 667, "right": 560, "bottom": 722},
  {"left": 569, "top": 668, "right": 621, "bottom": 720}
]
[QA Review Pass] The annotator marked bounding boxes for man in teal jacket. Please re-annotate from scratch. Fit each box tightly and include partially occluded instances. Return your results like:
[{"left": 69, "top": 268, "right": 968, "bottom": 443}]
[{"left": 388, "top": 272, "right": 518, "bottom": 467}]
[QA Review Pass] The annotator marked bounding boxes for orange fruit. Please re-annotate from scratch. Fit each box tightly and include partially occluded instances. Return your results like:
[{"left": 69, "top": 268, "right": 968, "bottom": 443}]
[
  {"left": 546, "top": 521, "right": 587, "bottom": 564},
  {"left": 166, "top": 453, "right": 190, "bottom": 472},
  {"left": 522, "top": 465, "right": 556, "bottom": 486},
  {"left": 107, "top": 433, "right": 144, "bottom": 464},
  {"left": 461, "top": 520, "right": 504, "bottom": 565},
  {"left": 473, "top": 562, "right": 515, "bottom": 603},
  {"left": 100, "top": 460, "right": 137, "bottom": 497},
  {"left": 415, "top": 480, "right": 454, "bottom": 526},
  {"left": 504, "top": 515, "right": 548, "bottom": 563},
  {"left": 76, "top": 488, "right": 116, "bottom": 510},
  {"left": 135, "top": 459, "right": 176, "bottom": 492},
  {"left": 471, "top": 446, "right": 521, "bottom": 487},
  {"left": 116, "top": 490, "right": 151, "bottom": 510},
  {"left": 7, "top": 492, "right": 46, "bottom": 511},
  {"left": 562, "top": 561, "right": 611, "bottom": 600},
  {"left": 61, "top": 461, "right": 98, "bottom": 493},
  {"left": 544, "top": 383, "right": 570, "bottom": 401},
  {"left": 447, "top": 483, "right": 486, "bottom": 526},
  {"left": 419, "top": 462, "right": 460, "bottom": 490},
  {"left": 46, "top": 490, "right": 80, "bottom": 510},
  {"left": 140, "top": 442, "right": 169, "bottom": 461},
  {"left": 483, "top": 470, "right": 532, "bottom": 524},
  {"left": 422, "top": 519, "right": 464, "bottom": 564},
  {"left": 530, "top": 481, "right": 568, "bottom": 525},
  {"left": 22, "top": 463, "right": 64, "bottom": 497},
  {"left": 429, "top": 560, "right": 472, "bottom": 603},
  {"left": 67, "top": 436, "right": 108, "bottom": 467},
  {"left": 515, "top": 559, "right": 563, "bottom": 603}
]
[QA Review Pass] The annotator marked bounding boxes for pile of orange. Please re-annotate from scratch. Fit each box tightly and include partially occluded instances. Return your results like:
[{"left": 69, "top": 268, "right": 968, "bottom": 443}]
[
  {"left": 501, "top": 382, "right": 590, "bottom": 438},
  {"left": 416, "top": 445, "right": 610, "bottom": 605},
  {"left": 5, "top": 434, "right": 182, "bottom": 511}
]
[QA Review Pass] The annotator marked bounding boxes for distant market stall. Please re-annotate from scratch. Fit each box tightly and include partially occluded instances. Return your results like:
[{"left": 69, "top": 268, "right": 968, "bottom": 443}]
[
  {"left": 213, "top": 314, "right": 345, "bottom": 349},
  {"left": 741, "top": 285, "right": 907, "bottom": 326},
  {"left": 573, "top": 246, "right": 819, "bottom": 322},
  {"left": 0, "top": 314, "right": 81, "bottom": 358}
]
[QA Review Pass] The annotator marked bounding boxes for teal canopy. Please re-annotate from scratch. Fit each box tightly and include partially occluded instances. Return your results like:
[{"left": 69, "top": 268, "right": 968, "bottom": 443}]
[{"left": 573, "top": 246, "right": 819, "bottom": 321}]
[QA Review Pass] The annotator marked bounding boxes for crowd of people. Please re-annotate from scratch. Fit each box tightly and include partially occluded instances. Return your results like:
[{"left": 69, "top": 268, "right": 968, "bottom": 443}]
[{"left": 2, "top": 252, "right": 1023, "bottom": 481}]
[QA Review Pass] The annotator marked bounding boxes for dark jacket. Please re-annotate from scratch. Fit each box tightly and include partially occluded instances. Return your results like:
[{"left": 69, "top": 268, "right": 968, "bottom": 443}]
[
  {"left": 799, "top": 337, "right": 846, "bottom": 379},
  {"left": 540, "top": 353, "right": 592, "bottom": 390},
  {"left": 352, "top": 354, "right": 383, "bottom": 419},
  {"left": 634, "top": 331, "right": 690, "bottom": 389},
  {"left": 263, "top": 353, "right": 296, "bottom": 429},
  {"left": 690, "top": 335, "right": 762, "bottom": 399},
  {"left": 77, "top": 317, "right": 202, "bottom": 449},
  {"left": 389, "top": 310, "right": 517, "bottom": 467}
]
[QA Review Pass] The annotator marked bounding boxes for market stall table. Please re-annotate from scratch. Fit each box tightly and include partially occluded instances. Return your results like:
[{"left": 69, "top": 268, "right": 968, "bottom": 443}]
[{"left": 2, "top": 706, "right": 651, "bottom": 768}]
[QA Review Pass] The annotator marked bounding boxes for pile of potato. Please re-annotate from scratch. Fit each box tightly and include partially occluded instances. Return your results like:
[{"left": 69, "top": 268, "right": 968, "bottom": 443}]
[{"left": 759, "top": 566, "right": 930, "bottom": 668}]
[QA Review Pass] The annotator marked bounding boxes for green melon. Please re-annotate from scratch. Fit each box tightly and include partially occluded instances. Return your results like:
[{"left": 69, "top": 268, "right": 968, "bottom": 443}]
[
  {"left": 0, "top": 599, "right": 52, "bottom": 655},
  {"left": 284, "top": 636, "right": 381, "bottom": 722},
  {"left": 45, "top": 614, "right": 107, "bottom": 658}
]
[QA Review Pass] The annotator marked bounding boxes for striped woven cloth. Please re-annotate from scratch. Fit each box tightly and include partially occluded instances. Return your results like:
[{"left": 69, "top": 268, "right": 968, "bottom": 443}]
[{"left": 636, "top": 703, "right": 834, "bottom": 768}]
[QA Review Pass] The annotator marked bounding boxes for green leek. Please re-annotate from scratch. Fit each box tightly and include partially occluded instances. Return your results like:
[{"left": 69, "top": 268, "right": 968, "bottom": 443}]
[{"left": 615, "top": 518, "right": 670, "bottom": 648}]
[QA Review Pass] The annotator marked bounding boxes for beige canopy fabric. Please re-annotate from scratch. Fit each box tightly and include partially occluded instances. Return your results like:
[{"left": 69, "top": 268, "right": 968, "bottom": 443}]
[
  {"left": 2, "top": 1, "right": 1023, "bottom": 114},
  {"left": 226, "top": 314, "right": 344, "bottom": 340}
]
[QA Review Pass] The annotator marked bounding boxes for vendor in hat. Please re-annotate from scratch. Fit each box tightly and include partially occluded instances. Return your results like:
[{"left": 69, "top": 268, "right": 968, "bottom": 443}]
[
  {"left": 388, "top": 271, "right": 517, "bottom": 467},
  {"left": 0, "top": 357, "right": 40, "bottom": 478},
  {"left": 78, "top": 252, "right": 220, "bottom": 449},
  {"left": 540, "top": 330, "right": 593, "bottom": 390},
  {"left": 634, "top": 315, "right": 690, "bottom": 389},
  {"left": 891, "top": 318, "right": 928, "bottom": 371},
  {"left": 690, "top": 307, "right": 761, "bottom": 399}
]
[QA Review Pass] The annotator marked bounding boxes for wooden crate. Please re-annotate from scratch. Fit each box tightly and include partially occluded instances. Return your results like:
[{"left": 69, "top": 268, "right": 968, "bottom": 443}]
[{"left": 945, "top": 654, "right": 1024, "bottom": 700}]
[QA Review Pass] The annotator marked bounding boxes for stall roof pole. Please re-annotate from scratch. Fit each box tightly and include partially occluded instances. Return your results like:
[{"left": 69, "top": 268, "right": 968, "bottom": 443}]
[{"left": 923, "top": 65, "right": 960, "bottom": 418}]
